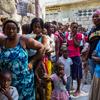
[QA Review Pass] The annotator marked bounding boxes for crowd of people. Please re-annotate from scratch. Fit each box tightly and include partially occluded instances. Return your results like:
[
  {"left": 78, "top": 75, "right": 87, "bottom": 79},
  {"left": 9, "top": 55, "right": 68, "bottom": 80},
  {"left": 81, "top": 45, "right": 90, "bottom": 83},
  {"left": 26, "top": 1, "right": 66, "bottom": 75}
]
[{"left": 0, "top": 9, "right": 100, "bottom": 100}]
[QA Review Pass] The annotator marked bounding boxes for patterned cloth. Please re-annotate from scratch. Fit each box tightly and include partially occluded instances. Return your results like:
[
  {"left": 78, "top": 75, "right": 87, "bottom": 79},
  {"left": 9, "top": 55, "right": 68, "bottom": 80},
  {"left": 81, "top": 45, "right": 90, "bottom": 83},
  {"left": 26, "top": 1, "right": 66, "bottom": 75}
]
[
  {"left": 51, "top": 90, "right": 69, "bottom": 100},
  {"left": 50, "top": 74, "right": 69, "bottom": 100},
  {"left": 0, "top": 38, "right": 35, "bottom": 100}
]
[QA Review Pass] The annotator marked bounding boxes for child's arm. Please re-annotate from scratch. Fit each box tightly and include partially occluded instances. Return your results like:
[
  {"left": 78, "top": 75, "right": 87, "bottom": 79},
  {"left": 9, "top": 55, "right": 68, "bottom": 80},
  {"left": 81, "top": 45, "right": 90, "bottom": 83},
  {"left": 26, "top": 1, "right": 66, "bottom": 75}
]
[
  {"left": 81, "top": 43, "right": 90, "bottom": 53},
  {"left": 61, "top": 77, "right": 66, "bottom": 85},
  {"left": 60, "top": 74, "right": 67, "bottom": 85}
]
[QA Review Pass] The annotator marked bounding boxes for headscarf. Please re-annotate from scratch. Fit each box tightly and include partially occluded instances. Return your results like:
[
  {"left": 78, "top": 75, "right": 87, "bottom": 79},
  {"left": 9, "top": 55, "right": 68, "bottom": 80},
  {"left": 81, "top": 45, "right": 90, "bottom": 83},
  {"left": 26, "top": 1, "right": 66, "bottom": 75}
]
[{"left": 93, "top": 9, "right": 100, "bottom": 15}]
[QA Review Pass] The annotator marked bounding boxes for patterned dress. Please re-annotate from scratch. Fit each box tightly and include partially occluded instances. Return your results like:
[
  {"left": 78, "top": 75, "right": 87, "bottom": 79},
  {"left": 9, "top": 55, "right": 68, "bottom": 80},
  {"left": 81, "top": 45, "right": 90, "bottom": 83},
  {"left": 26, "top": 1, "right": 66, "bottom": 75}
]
[
  {"left": 50, "top": 74, "right": 69, "bottom": 100},
  {"left": 0, "top": 39, "right": 35, "bottom": 100}
]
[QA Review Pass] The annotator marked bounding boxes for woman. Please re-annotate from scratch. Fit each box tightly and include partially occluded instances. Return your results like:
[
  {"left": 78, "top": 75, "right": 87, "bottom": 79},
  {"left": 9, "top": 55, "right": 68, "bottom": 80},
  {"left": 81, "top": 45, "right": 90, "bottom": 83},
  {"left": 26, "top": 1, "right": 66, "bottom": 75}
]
[
  {"left": 0, "top": 20, "right": 44, "bottom": 100},
  {"left": 89, "top": 40, "right": 100, "bottom": 100},
  {"left": 66, "top": 22, "right": 82, "bottom": 96},
  {"left": 27, "top": 18, "right": 49, "bottom": 100},
  {"left": 89, "top": 10, "right": 100, "bottom": 100},
  {"left": 88, "top": 10, "right": 100, "bottom": 78},
  {"left": 26, "top": 18, "right": 47, "bottom": 65}
]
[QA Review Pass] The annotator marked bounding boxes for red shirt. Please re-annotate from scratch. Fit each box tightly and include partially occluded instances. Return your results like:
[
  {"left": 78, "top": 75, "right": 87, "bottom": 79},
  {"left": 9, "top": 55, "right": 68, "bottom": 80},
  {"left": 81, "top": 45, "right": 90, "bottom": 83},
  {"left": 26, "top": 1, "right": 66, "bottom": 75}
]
[{"left": 66, "top": 33, "right": 82, "bottom": 57}]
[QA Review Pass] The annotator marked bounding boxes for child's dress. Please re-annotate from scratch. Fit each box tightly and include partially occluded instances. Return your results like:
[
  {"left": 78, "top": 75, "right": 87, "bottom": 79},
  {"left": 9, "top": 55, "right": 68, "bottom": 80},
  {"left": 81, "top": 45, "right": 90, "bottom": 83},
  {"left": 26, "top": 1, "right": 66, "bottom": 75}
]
[{"left": 50, "top": 74, "right": 69, "bottom": 100}]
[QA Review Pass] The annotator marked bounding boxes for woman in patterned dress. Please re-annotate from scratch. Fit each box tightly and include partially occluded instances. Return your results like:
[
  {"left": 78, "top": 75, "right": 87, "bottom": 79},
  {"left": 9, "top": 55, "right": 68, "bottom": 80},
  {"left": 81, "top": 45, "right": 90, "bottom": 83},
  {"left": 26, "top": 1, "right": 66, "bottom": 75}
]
[{"left": 0, "top": 20, "right": 44, "bottom": 100}]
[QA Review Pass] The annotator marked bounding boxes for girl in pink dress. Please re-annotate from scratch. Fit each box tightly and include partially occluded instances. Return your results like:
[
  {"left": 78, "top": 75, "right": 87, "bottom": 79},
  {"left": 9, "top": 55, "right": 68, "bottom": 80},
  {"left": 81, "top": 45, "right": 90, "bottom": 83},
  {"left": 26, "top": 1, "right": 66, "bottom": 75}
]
[{"left": 45, "top": 62, "right": 69, "bottom": 100}]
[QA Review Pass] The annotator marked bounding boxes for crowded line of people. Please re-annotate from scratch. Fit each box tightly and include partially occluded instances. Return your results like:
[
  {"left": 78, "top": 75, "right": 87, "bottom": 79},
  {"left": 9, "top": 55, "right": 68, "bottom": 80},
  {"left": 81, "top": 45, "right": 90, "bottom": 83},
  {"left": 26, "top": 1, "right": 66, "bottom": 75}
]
[{"left": 0, "top": 9, "right": 100, "bottom": 100}]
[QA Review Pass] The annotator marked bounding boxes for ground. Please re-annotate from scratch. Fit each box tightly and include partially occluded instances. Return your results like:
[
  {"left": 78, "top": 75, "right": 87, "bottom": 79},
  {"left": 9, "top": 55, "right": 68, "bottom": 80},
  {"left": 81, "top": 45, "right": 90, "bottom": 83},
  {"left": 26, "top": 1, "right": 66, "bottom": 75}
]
[{"left": 71, "top": 72, "right": 91, "bottom": 100}]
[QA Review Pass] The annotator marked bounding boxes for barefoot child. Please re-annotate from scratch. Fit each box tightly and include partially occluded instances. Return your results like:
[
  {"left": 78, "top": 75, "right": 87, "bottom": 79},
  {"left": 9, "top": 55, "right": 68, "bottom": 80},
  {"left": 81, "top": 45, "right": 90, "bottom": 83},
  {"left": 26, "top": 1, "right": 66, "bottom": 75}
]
[
  {"left": 0, "top": 70, "right": 19, "bottom": 100},
  {"left": 44, "top": 62, "right": 69, "bottom": 100},
  {"left": 58, "top": 44, "right": 73, "bottom": 95}
]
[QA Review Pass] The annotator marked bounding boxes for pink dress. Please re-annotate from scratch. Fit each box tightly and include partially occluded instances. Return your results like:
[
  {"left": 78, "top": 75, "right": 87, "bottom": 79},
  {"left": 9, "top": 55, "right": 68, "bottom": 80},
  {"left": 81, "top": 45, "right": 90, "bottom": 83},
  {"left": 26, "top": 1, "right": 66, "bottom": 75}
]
[{"left": 50, "top": 74, "right": 69, "bottom": 100}]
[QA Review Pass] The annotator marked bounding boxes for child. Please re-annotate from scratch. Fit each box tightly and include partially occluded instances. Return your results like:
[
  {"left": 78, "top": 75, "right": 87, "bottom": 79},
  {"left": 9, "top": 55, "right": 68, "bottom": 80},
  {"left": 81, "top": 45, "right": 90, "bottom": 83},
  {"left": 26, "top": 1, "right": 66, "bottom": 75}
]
[
  {"left": 44, "top": 62, "right": 69, "bottom": 100},
  {"left": 81, "top": 42, "right": 90, "bottom": 84},
  {"left": 0, "top": 70, "right": 19, "bottom": 100},
  {"left": 58, "top": 44, "right": 73, "bottom": 95},
  {"left": 35, "top": 61, "right": 46, "bottom": 100}
]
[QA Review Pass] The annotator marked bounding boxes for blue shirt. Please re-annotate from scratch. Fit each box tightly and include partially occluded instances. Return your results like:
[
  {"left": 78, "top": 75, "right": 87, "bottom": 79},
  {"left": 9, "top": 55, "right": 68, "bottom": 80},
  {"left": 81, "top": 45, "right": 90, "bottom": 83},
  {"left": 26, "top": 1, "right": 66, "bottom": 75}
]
[{"left": 95, "top": 40, "right": 100, "bottom": 78}]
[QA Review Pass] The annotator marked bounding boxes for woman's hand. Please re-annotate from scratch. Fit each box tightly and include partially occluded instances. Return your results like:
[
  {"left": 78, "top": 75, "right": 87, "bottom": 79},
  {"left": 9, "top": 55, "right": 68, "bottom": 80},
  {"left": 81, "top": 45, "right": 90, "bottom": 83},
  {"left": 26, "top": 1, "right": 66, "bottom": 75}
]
[
  {"left": 73, "top": 35, "right": 81, "bottom": 47},
  {"left": 38, "top": 46, "right": 46, "bottom": 57},
  {"left": 43, "top": 74, "right": 51, "bottom": 82},
  {"left": 92, "top": 50, "right": 100, "bottom": 64},
  {"left": 92, "top": 56, "right": 100, "bottom": 64}
]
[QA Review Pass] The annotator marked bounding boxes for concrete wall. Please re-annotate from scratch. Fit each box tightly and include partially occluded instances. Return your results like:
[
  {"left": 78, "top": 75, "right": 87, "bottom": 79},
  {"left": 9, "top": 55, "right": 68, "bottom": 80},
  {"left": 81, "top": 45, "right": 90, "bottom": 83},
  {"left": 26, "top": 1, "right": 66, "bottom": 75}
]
[
  {"left": 45, "top": 1, "right": 100, "bottom": 28},
  {"left": 45, "top": 0, "right": 89, "bottom": 6}
]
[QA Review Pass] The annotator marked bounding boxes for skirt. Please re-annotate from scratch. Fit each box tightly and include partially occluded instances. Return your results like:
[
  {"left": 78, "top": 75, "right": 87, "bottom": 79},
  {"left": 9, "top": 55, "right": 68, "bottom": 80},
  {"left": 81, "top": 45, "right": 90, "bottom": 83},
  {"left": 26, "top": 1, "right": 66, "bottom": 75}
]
[
  {"left": 89, "top": 76, "right": 100, "bottom": 100},
  {"left": 51, "top": 90, "right": 69, "bottom": 100},
  {"left": 71, "top": 56, "right": 82, "bottom": 80}
]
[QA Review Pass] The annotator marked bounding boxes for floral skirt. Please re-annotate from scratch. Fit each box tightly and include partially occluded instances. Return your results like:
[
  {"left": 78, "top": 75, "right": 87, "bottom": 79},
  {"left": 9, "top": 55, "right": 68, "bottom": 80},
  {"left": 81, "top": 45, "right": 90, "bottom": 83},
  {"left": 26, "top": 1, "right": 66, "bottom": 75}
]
[
  {"left": 89, "top": 75, "right": 100, "bottom": 100},
  {"left": 51, "top": 90, "right": 69, "bottom": 100}
]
